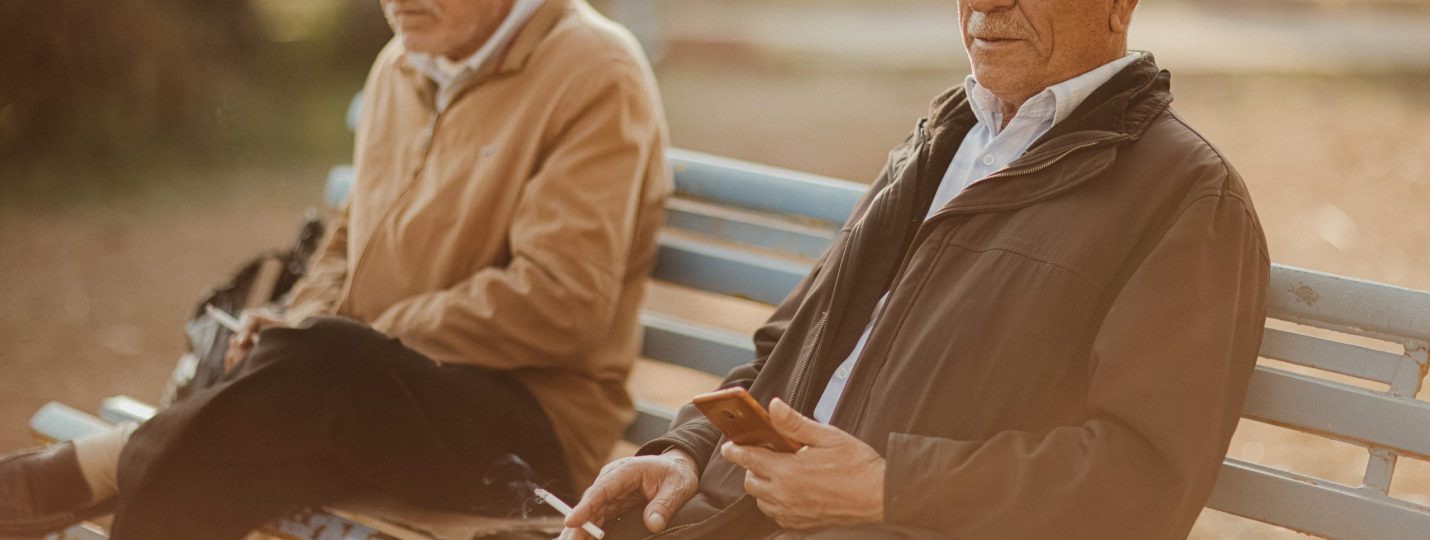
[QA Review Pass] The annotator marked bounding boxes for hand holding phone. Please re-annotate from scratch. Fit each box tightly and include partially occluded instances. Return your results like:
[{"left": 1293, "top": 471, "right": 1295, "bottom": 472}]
[{"left": 692, "top": 387, "right": 802, "bottom": 453}]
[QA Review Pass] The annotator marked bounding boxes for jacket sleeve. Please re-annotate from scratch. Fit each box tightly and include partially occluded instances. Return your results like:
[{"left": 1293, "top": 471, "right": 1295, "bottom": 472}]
[
  {"left": 883, "top": 190, "right": 1269, "bottom": 539},
  {"left": 365, "top": 60, "right": 665, "bottom": 371},
  {"left": 635, "top": 145, "right": 905, "bottom": 472},
  {"left": 283, "top": 210, "right": 350, "bottom": 324}
]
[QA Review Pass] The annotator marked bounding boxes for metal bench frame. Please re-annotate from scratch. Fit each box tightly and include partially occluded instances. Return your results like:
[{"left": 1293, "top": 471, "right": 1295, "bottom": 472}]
[{"left": 33, "top": 150, "right": 1430, "bottom": 539}]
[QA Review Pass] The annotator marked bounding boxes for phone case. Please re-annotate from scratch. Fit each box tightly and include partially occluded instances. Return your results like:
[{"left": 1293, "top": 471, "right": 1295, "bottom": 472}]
[{"left": 692, "top": 387, "right": 801, "bottom": 453}]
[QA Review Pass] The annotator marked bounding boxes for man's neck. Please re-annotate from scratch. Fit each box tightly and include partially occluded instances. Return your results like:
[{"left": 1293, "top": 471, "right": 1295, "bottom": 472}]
[
  {"left": 442, "top": 3, "right": 517, "bottom": 61},
  {"left": 990, "top": 47, "right": 1128, "bottom": 129}
]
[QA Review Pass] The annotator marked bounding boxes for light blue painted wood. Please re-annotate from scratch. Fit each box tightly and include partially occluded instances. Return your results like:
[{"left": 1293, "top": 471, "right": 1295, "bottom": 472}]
[
  {"left": 1210, "top": 458, "right": 1430, "bottom": 540},
  {"left": 99, "top": 396, "right": 155, "bottom": 425},
  {"left": 326, "top": 166, "right": 355, "bottom": 208},
  {"left": 625, "top": 400, "right": 678, "bottom": 445},
  {"left": 1258, "top": 328, "right": 1407, "bottom": 385},
  {"left": 653, "top": 235, "right": 810, "bottom": 306},
  {"left": 1243, "top": 366, "right": 1430, "bottom": 459},
  {"left": 665, "top": 199, "right": 835, "bottom": 260},
  {"left": 669, "top": 149, "right": 865, "bottom": 225},
  {"left": 29, "top": 402, "right": 108, "bottom": 442},
  {"left": 1269, "top": 265, "right": 1430, "bottom": 344},
  {"left": 641, "top": 312, "right": 754, "bottom": 377}
]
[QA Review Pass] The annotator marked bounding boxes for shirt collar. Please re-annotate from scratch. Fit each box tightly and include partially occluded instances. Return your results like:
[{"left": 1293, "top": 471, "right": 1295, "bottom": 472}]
[
  {"left": 406, "top": 0, "right": 545, "bottom": 90},
  {"left": 964, "top": 52, "right": 1144, "bottom": 135}
]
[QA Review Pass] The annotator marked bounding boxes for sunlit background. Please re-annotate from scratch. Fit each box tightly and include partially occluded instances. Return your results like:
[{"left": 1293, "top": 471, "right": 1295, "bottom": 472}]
[{"left": 3, "top": 1, "right": 1429, "bottom": 538}]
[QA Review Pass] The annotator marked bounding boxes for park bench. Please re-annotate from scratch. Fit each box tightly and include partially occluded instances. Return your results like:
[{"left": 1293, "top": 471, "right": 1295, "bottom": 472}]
[{"left": 30, "top": 148, "right": 1430, "bottom": 539}]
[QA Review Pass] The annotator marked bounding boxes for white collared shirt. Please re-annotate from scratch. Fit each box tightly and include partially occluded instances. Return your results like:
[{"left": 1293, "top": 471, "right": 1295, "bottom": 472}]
[
  {"left": 405, "top": 0, "right": 544, "bottom": 111},
  {"left": 811, "top": 52, "right": 1144, "bottom": 424}
]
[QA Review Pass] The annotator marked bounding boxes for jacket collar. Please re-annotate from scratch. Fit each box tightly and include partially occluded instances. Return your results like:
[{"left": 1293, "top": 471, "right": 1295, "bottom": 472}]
[{"left": 919, "top": 53, "right": 1173, "bottom": 215}]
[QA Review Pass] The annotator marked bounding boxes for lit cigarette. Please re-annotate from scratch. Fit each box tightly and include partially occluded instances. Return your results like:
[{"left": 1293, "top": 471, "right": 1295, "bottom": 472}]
[
  {"left": 534, "top": 488, "right": 604, "bottom": 539},
  {"left": 205, "top": 305, "right": 243, "bottom": 333}
]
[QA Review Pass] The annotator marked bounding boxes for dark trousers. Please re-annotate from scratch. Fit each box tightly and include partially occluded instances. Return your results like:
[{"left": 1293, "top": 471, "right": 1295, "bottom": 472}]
[{"left": 111, "top": 317, "right": 570, "bottom": 539}]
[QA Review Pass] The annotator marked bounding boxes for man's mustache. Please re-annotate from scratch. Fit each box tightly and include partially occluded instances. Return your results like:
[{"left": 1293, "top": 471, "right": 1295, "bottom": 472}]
[
  {"left": 964, "top": 11, "right": 1033, "bottom": 40},
  {"left": 385, "top": 0, "right": 442, "bottom": 19}
]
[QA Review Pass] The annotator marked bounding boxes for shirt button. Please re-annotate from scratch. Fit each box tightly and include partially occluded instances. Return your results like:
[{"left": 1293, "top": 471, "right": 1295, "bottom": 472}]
[
  {"left": 836, "top": 366, "right": 852, "bottom": 378},
  {"left": 982, "top": 154, "right": 995, "bottom": 166}
]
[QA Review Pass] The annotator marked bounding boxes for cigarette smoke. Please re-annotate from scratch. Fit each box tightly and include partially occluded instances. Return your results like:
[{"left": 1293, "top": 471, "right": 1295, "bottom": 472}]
[{"left": 477, "top": 454, "right": 560, "bottom": 518}]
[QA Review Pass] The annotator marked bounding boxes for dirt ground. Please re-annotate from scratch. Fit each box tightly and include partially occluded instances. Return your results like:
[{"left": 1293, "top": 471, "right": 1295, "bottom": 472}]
[{"left": 4, "top": 51, "right": 1430, "bottom": 539}]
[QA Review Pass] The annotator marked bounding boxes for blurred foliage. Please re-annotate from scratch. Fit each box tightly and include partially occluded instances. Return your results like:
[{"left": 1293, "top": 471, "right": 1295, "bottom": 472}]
[{"left": 0, "top": 0, "right": 392, "bottom": 188}]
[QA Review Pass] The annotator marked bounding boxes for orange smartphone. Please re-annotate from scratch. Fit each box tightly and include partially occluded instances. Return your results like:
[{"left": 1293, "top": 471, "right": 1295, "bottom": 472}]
[{"left": 692, "top": 387, "right": 801, "bottom": 453}]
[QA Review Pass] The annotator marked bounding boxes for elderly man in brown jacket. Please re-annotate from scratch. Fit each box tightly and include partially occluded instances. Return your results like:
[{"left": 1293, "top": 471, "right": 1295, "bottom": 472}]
[
  {"left": 567, "top": 0, "right": 1268, "bottom": 539},
  {"left": 0, "top": 0, "right": 668, "bottom": 538}
]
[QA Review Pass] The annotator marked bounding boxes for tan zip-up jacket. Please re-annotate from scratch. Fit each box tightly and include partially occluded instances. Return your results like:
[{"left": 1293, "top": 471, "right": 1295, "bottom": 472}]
[
  {"left": 285, "top": 0, "right": 670, "bottom": 491},
  {"left": 638, "top": 56, "right": 1269, "bottom": 539}
]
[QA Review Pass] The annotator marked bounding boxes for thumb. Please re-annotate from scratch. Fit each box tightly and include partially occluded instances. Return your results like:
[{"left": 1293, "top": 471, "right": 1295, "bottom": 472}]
[{"left": 769, "top": 398, "right": 844, "bottom": 447}]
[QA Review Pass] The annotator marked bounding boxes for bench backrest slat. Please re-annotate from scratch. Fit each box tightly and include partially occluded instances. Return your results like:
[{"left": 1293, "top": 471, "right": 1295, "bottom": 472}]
[
  {"left": 669, "top": 149, "right": 864, "bottom": 225},
  {"left": 653, "top": 235, "right": 809, "bottom": 306},
  {"left": 1244, "top": 366, "right": 1430, "bottom": 459},
  {"left": 1266, "top": 265, "right": 1430, "bottom": 344},
  {"left": 1259, "top": 327, "right": 1408, "bottom": 385},
  {"left": 1210, "top": 458, "right": 1430, "bottom": 540},
  {"left": 640, "top": 312, "right": 753, "bottom": 376}
]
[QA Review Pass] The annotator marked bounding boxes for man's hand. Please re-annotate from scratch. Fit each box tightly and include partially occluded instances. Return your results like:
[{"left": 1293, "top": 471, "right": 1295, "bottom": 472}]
[
  {"left": 560, "top": 448, "right": 700, "bottom": 539},
  {"left": 223, "top": 310, "right": 286, "bottom": 373},
  {"left": 720, "top": 398, "right": 885, "bottom": 530}
]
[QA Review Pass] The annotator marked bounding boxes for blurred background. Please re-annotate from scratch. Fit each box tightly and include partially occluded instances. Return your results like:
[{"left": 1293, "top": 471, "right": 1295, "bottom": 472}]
[{"left": 2, "top": 0, "right": 1429, "bottom": 537}]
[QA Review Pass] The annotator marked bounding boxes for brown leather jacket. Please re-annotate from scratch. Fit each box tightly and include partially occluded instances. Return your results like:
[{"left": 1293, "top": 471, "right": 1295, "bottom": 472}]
[
  {"left": 285, "top": 0, "right": 670, "bottom": 491},
  {"left": 639, "top": 56, "right": 1269, "bottom": 539}
]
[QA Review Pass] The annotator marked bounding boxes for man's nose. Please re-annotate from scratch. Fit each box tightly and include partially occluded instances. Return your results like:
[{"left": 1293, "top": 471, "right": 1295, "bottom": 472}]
[{"left": 964, "top": 0, "right": 1017, "bottom": 12}]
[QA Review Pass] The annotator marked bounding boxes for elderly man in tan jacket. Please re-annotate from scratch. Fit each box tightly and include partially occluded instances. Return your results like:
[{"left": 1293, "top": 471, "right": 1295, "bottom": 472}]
[{"left": 0, "top": 0, "right": 669, "bottom": 538}]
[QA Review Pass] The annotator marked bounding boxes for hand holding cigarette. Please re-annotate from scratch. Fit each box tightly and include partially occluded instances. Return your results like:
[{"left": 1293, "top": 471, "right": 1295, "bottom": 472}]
[
  {"left": 209, "top": 305, "right": 286, "bottom": 373},
  {"left": 536, "top": 488, "right": 605, "bottom": 539},
  {"left": 562, "top": 449, "right": 700, "bottom": 539}
]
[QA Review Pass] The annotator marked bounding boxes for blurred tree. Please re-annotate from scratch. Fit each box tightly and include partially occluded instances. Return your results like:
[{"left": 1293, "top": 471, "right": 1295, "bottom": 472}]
[
  {"left": 0, "top": 0, "right": 264, "bottom": 170},
  {"left": 333, "top": 0, "right": 396, "bottom": 71}
]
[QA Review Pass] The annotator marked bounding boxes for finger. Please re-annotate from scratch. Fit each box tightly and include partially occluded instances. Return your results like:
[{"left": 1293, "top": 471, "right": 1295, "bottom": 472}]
[
  {"left": 769, "top": 398, "right": 845, "bottom": 447},
  {"left": 721, "top": 442, "right": 785, "bottom": 477},
  {"left": 742, "top": 470, "right": 774, "bottom": 500},
  {"left": 756, "top": 497, "right": 789, "bottom": 525},
  {"left": 565, "top": 487, "right": 608, "bottom": 527},
  {"left": 567, "top": 472, "right": 631, "bottom": 527},
  {"left": 642, "top": 474, "right": 689, "bottom": 533}
]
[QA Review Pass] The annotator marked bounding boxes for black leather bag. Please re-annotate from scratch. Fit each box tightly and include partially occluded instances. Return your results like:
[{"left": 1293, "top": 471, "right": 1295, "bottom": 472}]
[{"left": 160, "top": 214, "right": 325, "bottom": 406}]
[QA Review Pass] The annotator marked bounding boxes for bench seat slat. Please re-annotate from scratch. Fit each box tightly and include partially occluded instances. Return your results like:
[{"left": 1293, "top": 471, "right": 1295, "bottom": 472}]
[
  {"left": 29, "top": 402, "right": 110, "bottom": 443},
  {"left": 1208, "top": 458, "right": 1430, "bottom": 540},
  {"left": 1258, "top": 327, "right": 1407, "bottom": 385},
  {"left": 1242, "top": 366, "right": 1430, "bottom": 459},
  {"left": 653, "top": 234, "right": 810, "bottom": 306},
  {"left": 100, "top": 396, "right": 157, "bottom": 425}
]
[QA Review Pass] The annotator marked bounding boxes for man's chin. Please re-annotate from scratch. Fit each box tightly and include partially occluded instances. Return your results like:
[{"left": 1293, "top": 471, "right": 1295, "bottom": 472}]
[{"left": 399, "top": 34, "right": 444, "bottom": 56}]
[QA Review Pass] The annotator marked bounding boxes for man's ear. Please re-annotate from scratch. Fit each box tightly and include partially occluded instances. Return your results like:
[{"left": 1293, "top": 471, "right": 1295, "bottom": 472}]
[{"left": 1109, "top": 0, "right": 1139, "bottom": 34}]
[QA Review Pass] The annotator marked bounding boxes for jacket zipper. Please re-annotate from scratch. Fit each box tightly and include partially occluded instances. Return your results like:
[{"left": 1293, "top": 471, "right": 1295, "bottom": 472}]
[
  {"left": 785, "top": 312, "right": 828, "bottom": 405},
  {"left": 978, "top": 139, "right": 1108, "bottom": 182},
  {"left": 338, "top": 111, "right": 443, "bottom": 315},
  {"left": 784, "top": 119, "right": 931, "bottom": 410}
]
